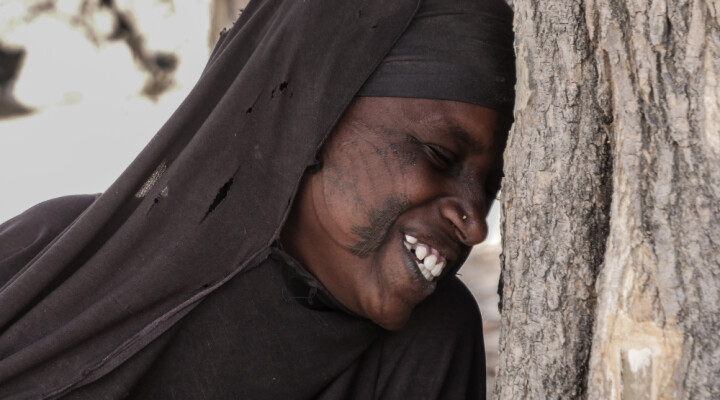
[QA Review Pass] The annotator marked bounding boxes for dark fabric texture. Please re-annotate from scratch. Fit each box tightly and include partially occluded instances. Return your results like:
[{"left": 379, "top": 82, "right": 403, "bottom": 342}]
[
  {"left": 0, "top": 2, "right": 420, "bottom": 397},
  {"left": 0, "top": 0, "right": 512, "bottom": 397},
  {"left": 2, "top": 197, "right": 486, "bottom": 399},
  {"left": 76, "top": 250, "right": 486, "bottom": 399},
  {"left": 356, "top": 0, "right": 515, "bottom": 113}
]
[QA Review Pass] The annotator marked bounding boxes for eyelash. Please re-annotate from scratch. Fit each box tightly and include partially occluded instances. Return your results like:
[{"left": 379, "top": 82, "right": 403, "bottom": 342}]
[
  {"left": 405, "top": 135, "right": 457, "bottom": 171},
  {"left": 422, "top": 143, "right": 456, "bottom": 170},
  {"left": 410, "top": 135, "right": 503, "bottom": 198}
]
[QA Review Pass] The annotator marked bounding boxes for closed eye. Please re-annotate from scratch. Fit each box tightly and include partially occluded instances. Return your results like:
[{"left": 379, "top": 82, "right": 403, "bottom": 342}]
[{"left": 423, "top": 144, "right": 456, "bottom": 170}]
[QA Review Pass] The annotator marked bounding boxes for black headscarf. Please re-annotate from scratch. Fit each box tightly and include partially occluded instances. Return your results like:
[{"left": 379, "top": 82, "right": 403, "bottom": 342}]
[
  {"left": 357, "top": 0, "right": 515, "bottom": 113},
  {"left": 0, "top": 0, "right": 514, "bottom": 397}
]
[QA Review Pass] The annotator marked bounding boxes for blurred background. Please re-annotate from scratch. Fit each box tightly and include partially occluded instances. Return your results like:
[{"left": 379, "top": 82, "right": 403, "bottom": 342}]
[{"left": 0, "top": 1, "right": 502, "bottom": 397}]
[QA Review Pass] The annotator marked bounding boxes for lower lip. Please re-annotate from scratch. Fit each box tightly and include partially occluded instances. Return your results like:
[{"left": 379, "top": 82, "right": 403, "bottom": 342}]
[{"left": 400, "top": 236, "right": 436, "bottom": 294}]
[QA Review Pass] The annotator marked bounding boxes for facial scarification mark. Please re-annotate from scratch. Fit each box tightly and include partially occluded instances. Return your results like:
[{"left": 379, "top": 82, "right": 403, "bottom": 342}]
[
  {"left": 389, "top": 143, "right": 401, "bottom": 155},
  {"left": 201, "top": 173, "right": 236, "bottom": 222},
  {"left": 403, "top": 150, "right": 416, "bottom": 166},
  {"left": 374, "top": 146, "right": 388, "bottom": 159},
  {"left": 349, "top": 195, "right": 410, "bottom": 258},
  {"left": 402, "top": 136, "right": 417, "bottom": 165}
]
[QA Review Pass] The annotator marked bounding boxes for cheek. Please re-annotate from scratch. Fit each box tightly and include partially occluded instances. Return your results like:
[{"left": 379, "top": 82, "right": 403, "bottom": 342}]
[
  {"left": 320, "top": 142, "right": 411, "bottom": 216},
  {"left": 317, "top": 137, "right": 445, "bottom": 248}
]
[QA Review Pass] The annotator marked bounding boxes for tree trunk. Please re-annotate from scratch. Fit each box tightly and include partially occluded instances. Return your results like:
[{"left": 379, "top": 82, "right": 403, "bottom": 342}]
[
  {"left": 496, "top": 1, "right": 612, "bottom": 398},
  {"left": 498, "top": 0, "right": 720, "bottom": 399}
]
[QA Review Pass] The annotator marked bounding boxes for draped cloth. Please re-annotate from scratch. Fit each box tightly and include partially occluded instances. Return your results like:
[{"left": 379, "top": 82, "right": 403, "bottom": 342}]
[
  {"left": 0, "top": 0, "right": 513, "bottom": 398},
  {"left": 357, "top": 0, "right": 515, "bottom": 113}
]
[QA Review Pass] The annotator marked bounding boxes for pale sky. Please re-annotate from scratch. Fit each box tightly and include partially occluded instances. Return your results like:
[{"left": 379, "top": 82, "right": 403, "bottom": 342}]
[{"left": 0, "top": 0, "right": 211, "bottom": 223}]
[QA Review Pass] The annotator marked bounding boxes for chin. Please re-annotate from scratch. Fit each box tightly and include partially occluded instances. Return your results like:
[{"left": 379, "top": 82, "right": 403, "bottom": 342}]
[
  {"left": 367, "top": 302, "right": 414, "bottom": 331},
  {"left": 375, "top": 315, "right": 411, "bottom": 331}
]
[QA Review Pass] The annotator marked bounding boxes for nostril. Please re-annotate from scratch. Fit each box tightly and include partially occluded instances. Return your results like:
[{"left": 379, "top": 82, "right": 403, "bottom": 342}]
[
  {"left": 453, "top": 222, "right": 467, "bottom": 242},
  {"left": 439, "top": 198, "right": 488, "bottom": 245}
]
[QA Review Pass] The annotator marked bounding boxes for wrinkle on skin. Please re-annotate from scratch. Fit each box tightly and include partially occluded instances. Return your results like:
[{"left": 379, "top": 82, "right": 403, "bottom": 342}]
[{"left": 349, "top": 195, "right": 410, "bottom": 258}]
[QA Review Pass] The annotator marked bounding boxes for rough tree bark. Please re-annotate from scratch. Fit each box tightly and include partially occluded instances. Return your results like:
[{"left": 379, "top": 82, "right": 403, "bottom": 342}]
[
  {"left": 498, "top": 0, "right": 720, "bottom": 399},
  {"left": 496, "top": 1, "right": 612, "bottom": 398}
]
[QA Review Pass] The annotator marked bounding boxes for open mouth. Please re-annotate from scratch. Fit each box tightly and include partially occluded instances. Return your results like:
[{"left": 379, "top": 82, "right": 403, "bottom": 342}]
[{"left": 403, "top": 234, "right": 448, "bottom": 281}]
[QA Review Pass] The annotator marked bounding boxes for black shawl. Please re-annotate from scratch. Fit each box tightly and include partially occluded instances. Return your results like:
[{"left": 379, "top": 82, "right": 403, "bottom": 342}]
[
  {"left": 0, "top": 0, "right": 514, "bottom": 397},
  {"left": 0, "top": 2, "right": 418, "bottom": 397}
]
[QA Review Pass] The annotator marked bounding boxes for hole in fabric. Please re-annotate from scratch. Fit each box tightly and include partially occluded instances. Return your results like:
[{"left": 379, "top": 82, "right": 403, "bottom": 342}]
[
  {"left": 279, "top": 81, "right": 288, "bottom": 91},
  {"left": 145, "top": 186, "right": 168, "bottom": 216},
  {"left": 202, "top": 177, "right": 234, "bottom": 221},
  {"left": 246, "top": 106, "right": 253, "bottom": 113}
]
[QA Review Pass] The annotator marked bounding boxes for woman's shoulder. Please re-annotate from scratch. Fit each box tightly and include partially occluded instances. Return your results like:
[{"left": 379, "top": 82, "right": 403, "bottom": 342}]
[
  {"left": 2, "top": 194, "right": 99, "bottom": 229},
  {"left": 0, "top": 194, "right": 100, "bottom": 284}
]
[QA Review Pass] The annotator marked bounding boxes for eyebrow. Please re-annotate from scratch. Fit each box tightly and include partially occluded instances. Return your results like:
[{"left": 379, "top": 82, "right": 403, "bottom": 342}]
[{"left": 446, "top": 125, "right": 486, "bottom": 154}]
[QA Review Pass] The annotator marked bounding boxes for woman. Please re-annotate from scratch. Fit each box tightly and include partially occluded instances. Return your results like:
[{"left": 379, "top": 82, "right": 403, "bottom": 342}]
[{"left": 0, "top": 0, "right": 514, "bottom": 398}]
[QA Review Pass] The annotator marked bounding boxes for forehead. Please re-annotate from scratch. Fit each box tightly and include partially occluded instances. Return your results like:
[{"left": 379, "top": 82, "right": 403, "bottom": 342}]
[{"left": 343, "top": 96, "right": 509, "bottom": 152}]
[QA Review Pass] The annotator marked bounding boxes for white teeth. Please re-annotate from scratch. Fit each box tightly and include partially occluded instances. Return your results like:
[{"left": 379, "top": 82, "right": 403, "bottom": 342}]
[
  {"left": 424, "top": 254, "right": 437, "bottom": 269},
  {"left": 419, "top": 264, "right": 432, "bottom": 280},
  {"left": 415, "top": 244, "right": 428, "bottom": 260},
  {"left": 405, "top": 234, "right": 418, "bottom": 244},
  {"left": 404, "top": 235, "right": 448, "bottom": 282},
  {"left": 431, "top": 261, "right": 445, "bottom": 277}
]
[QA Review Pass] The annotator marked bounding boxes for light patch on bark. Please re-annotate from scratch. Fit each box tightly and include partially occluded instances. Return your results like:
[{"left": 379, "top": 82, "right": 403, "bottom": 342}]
[
  {"left": 627, "top": 348, "right": 652, "bottom": 374},
  {"left": 588, "top": 160, "right": 686, "bottom": 400},
  {"left": 514, "top": 36, "right": 532, "bottom": 113},
  {"left": 703, "top": 35, "right": 720, "bottom": 159},
  {"left": 590, "top": 224, "right": 684, "bottom": 398},
  {"left": 587, "top": 0, "right": 720, "bottom": 398}
]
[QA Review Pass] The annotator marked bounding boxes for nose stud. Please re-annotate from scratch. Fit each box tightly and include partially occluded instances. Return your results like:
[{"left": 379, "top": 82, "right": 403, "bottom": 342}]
[{"left": 462, "top": 215, "right": 468, "bottom": 221}]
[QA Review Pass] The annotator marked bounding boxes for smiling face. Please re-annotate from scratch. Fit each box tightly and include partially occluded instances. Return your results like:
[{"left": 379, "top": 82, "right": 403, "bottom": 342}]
[{"left": 281, "top": 97, "right": 509, "bottom": 330}]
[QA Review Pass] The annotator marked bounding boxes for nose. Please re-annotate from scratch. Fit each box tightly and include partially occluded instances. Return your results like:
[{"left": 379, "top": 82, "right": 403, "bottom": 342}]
[{"left": 439, "top": 194, "right": 488, "bottom": 246}]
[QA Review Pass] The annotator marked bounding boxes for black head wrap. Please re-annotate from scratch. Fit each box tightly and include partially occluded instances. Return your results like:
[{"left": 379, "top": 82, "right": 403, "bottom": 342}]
[
  {"left": 357, "top": 0, "right": 515, "bottom": 113},
  {"left": 0, "top": 0, "right": 514, "bottom": 397}
]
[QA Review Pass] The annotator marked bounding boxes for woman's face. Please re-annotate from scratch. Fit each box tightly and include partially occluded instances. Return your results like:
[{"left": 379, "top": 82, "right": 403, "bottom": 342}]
[{"left": 282, "top": 97, "right": 509, "bottom": 330}]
